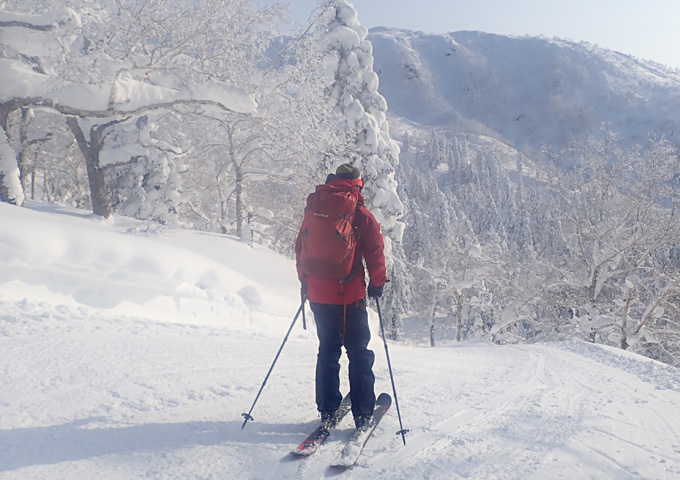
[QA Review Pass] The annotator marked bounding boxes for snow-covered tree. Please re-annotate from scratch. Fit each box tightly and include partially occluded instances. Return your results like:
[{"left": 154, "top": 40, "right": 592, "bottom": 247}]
[
  {"left": 312, "top": 1, "right": 403, "bottom": 229},
  {"left": 309, "top": 0, "right": 407, "bottom": 334},
  {"left": 545, "top": 134, "right": 680, "bottom": 356},
  {"left": 1, "top": 1, "right": 265, "bottom": 216}
]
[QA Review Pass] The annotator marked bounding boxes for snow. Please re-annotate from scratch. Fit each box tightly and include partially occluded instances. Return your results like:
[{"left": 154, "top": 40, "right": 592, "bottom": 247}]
[
  {"left": 0, "top": 129, "right": 24, "bottom": 205},
  {"left": 0, "top": 50, "right": 255, "bottom": 115},
  {"left": 0, "top": 58, "right": 108, "bottom": 110},
  {"left": 368, "top": 28, "right": 680, "bottom": 153},
  {"left": 0, "top": 9, "right": 80, "bottom": 30},
  {"left": 112, "top": 75, "right": 257, "bottom": 115},
  {"left": 2, "top": 200, "right": 680, "bottom": 479},
  {"left": 323, "top": 25, "right": 362, "bottom": 50},
  {"left": 0, "top": 9, "right": 79, "bottom": 60}
]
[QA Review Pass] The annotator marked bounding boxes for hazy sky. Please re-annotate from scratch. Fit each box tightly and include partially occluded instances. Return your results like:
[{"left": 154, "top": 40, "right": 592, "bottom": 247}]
[{"left": 269, "top": 0, "right": 680, "bottom": 70}]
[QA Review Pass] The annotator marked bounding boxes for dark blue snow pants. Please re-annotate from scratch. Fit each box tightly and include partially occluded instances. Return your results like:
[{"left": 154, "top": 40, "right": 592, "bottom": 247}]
[{"left": 310, "top": 299, "right": 376, "bottom": 419}]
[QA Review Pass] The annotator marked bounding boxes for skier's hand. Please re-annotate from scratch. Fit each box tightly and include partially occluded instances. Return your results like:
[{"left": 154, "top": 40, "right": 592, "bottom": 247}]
[
  {"left": 367, "top": 283, "right": 384, "bottom": 298},
  {"left": 300, "top": 283, "right": 308, "bottom": 299}
]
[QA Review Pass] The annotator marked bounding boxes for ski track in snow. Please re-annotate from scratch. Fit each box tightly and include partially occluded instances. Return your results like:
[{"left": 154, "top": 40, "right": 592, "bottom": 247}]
[
  {"left": 3, "top": 300, "right": 680, "bottom": 480},
  {"left": 2, "top": 202, "right": 680, "bottom": 479}
]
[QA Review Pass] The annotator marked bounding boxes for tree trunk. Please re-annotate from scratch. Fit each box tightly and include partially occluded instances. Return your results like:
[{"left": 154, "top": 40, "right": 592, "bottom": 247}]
[
  {"left": 429, "top": 315, "right": 436, "bottom": 347},
  {"left": 455, "top": 291, "right": 464, "bottom": 342},
  {"left": 217, "top": 182, "right": 228, "bottom": 234},
  {"left": 18, "top": 108, "right": 30, "bottom": 193},
  {"left": 620, "top": 289, "right": 633, "bottom": 350},
  {"left": 235, "top": 166, "right": 243, "bottom": 236},
  {"left": 429, "top": 282, "right": 443, "bottom": 347},
  {"left": 66, "top": 117, "right": 111, "bottom": 218},
  {"left": 31, "top": 166, "right": 36, "bottom": 200},
  {"left": 589, "top": 265, "right": 601, "bottom": 303},
  {"left": 0, "top": 173, "right": 7, "bottom": 204},
  {"left": 390, "top": 312, "right": 401, "bottom": 341}
]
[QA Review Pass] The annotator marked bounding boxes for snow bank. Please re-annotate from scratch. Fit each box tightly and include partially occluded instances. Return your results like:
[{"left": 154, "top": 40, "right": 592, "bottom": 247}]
[{"left": 0, "top": 201, "right": 297, "bottom": 326}]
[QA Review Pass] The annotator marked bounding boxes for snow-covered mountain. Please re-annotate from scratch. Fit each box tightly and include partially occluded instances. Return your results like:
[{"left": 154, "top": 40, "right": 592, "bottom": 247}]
[
  {"left": 368, "top": 28, "right": 680, "bottom": 154},
  {"left": 2, "top": 201, "right": 680, "bottom": 479}
]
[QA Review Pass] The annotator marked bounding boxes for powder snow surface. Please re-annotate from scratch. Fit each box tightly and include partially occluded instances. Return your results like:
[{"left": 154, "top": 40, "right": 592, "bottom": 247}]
[{"left": 1, "top": 201, "right": 680, "bottom": 479}]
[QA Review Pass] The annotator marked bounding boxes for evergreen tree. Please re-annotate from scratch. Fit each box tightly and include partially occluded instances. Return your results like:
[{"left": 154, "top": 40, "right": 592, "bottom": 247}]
[{"left": 312, "top": 0, "right": 407, "bottom": 335}]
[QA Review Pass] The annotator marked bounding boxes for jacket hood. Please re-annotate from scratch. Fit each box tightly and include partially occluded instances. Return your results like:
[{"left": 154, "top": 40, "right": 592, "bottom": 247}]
[{"left": 319, "top": 176, "right": 365, "bottom": 205}]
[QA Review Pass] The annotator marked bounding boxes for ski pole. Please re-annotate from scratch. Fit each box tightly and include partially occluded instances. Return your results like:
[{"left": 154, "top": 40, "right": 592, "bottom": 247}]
[
  {"left": 241, "top": 301, "right": 304, "bottom": 429},
  {"left": 375, "top": 297, "right": 409, "bottom": 445}
]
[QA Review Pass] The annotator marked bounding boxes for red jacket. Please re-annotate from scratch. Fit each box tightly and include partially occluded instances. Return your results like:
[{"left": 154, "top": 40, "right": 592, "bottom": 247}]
[{"left": 296, "top": 178, "right": 387, "bottom": 305}]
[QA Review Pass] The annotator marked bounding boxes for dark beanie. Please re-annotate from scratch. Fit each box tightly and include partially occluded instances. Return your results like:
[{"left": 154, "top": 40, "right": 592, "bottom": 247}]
[{"left": 335, "top": 163, "right": 361, "bottom": 179}]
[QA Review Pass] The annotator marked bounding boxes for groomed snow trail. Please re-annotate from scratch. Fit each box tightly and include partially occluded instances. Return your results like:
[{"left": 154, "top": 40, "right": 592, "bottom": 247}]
[
  {"left": 371, "top": 341, "right": 680, "bottom": 480},
  {"left": 2, "top": 202, "right": 680, "bottom": 479},
  {"left": 3, "top": 302, "right": 679, "bottom": 479}
]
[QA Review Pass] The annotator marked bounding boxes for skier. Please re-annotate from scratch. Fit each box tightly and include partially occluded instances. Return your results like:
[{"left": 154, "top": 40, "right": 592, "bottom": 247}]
[{"left": 296, "top": 163, "right": 387, "bottom": 432}]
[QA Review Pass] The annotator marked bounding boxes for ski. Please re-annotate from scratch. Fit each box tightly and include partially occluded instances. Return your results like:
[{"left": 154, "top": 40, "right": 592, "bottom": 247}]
[
  {"left": 291, "top": 393, "right": 352, "bottom": 456},
  {"left": 330, "top": 392, "right": 392, "bottom": 468}
]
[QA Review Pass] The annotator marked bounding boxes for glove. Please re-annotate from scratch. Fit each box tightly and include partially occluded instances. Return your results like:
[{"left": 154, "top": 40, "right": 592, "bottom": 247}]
[
  {"left": 300, "top": 283, "right": 308, "bottom": 299},
  {"left": 367, "top": 283, "right": 384, "bottom": 298}
]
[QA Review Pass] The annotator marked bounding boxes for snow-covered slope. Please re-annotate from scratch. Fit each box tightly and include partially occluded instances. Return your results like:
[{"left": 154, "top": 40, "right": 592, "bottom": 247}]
[
  {"left": 368, "top": 28, "right": 680, "bottom": 153},
  {"left": 2, "top": 202, "right": 680, "bottom": 479}
]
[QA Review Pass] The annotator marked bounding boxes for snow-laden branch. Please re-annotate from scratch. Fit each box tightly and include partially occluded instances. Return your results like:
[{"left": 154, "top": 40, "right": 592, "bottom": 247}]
[
  {"left": 0, "top": 9, "right": 79, "bottom": 32},
  {"left": 0, "top": 58, "right": 257, "bottom": 117}
]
